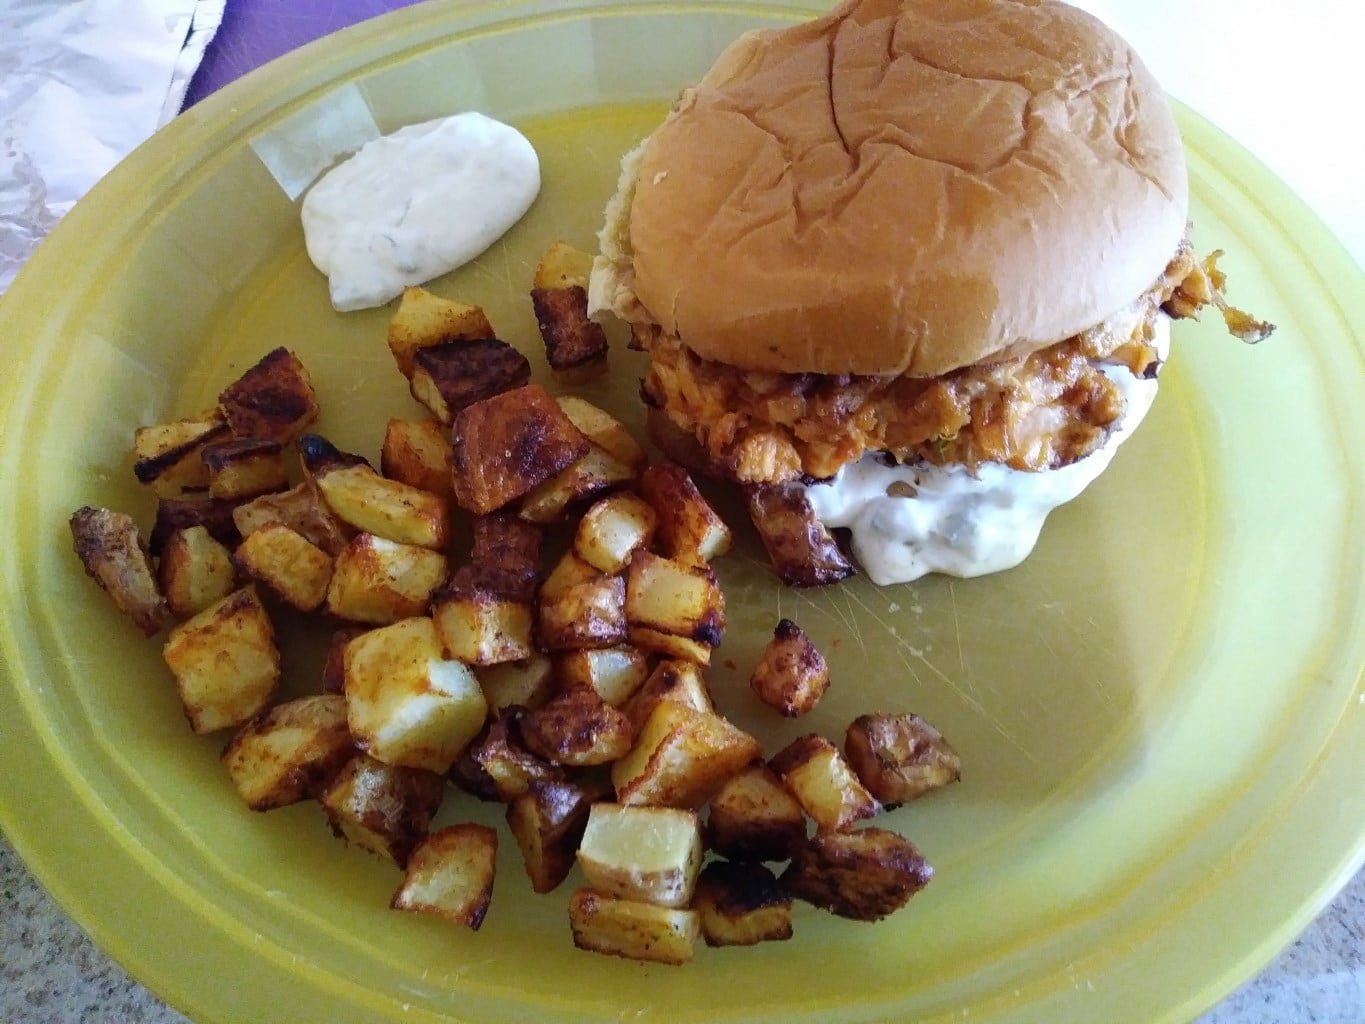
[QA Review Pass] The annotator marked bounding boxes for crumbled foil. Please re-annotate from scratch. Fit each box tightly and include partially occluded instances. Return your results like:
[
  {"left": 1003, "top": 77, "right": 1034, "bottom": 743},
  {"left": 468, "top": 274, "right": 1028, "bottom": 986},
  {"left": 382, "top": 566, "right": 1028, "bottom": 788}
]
[{"left": 0, "top": 0, "right": 223, "bottom": 294}]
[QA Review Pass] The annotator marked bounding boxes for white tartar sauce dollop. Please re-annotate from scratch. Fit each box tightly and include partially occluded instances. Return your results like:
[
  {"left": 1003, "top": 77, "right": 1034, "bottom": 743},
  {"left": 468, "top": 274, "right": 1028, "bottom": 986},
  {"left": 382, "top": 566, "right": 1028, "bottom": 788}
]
[
  {"left": 803, "top": 317, "right": 1170, "bottom": 585},
  {"left": 301, "top": 112, "right": 540, "bottom": 311}
]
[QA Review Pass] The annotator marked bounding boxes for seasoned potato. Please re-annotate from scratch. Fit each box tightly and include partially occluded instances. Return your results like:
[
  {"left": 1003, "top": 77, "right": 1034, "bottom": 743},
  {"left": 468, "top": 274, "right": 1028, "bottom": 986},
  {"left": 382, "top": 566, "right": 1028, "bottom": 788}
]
[
  {"left": 231, "top": 481, "right": 350, "bottom": 556},
  {"left": 324, "top": 533, "right": 447, "bottom": 625},
  {"left": 568, "top": 889, "right": 699, "bottom": 965},
  {"left": 410, "top": 338, "right": 532, "bottom": 426},
  {"left": 506, "top": 778, "right": 602, "bottom": 894},
  {"left": 468, "top": 512, "right": 543, "bottom": 590},
  {"left": 391, "top": 824, "right": 498, "bottom": 930},
  {"left": 300, "top": 435, "right": 449, "bottom": 550},
  {"left": 218, "top": 347, "right": 319, "bottom": 443},
  {"left": 620, "top": 659, "right": 713, "bottom": 734},
  {"left": 694, "top": 860, "right": 793, "bottom": 947},
  {"left": 704, "top": 762, "right": 807, "bottom": 863},
  {"left": 158, "top": 525, "right": 237, "bottom": 619},
  {"left": 844, "top": 712, "right": 962, "bottom": 807},
  {"left": 626, "top": 627, "right": 715, "bottom": 667},
  {"left": 574, "top": 492, "right": 656, "bottom": 574},
  {"left": 532, "top": 285, "right": 608, "bottom": 372},
  {"left": 151, "top": 495, "right": 244, "bottom": 556},
  {"left": 555, "top": 397, "right": 647, "bottom": 473},
  {"left": 220, "top": 694, "right": 353, "bottom": 810},
  {"left": 770, "top": 735, "right": 880, "bottom": 833},
  {"left": 639, "top": 462, "right": 732, "bottom": 565},
  {"left": 519, "top": 686, "right": 634, "bottom": 767},
  {"left": 624, "top": 551, "right": 724, "bottom": 646},
  {"left": 343, "top": 617, "right": 488, "bottom": 773},
  {"left": 70, "top": 506, "right": 170, "bottom": 636},
  {"left": 577, "top": 803, "right": 703, "bottom": 909},
  {"left": 319, "top": 752, "right": 445, "bottom": 866},
  {"left": 476, "top": 655, "right": 555, "bottom": 713},
  {"left": 233, "top": 522, "right": 333, "bottom": 612},
  {"left": 162, "top": 587, "right": 279, "bottom": 734},
  {"left": 536, "top": 559, "right": 627, "bottom": 652},
  {"left": 432, "top": 565, "right": 535, "bottom": 666},
  {"left": 555, "top": 645, "right": 649, "bottom": 707},
  {"left": 532, "top": 239, "right": 594, "bottom": 290},
  {"left": 518, "top": 445, "right": 637, "bottom": 524},
  {"left": 612, "top": 700, "right": 761, "bottom": 809},
  {"left": 202, "top": 438, "right": 287, "bottom": 501},
  {"left": 749, "top": 618, "right": 830, "bottom": 717},
  {"left": 469, "top": 709, "right": 564, "bottom": 802},
  {"left": 745, "top": 483, "right": 855, "bottom": 587},
  {"left": 132, "top": 410, "right": 229, "bottom": 497},
  {"left": 321, "top": 625, "right": 368, "bottom": 695},
  {"left": 387, "top": 286, "right": 494, "bottom": 379},
  {"left": 780, "top": 827, "right": 932, "bottom": 921},
  {"left": 381, "top": 418, "right": 454, "bottom": 498}
]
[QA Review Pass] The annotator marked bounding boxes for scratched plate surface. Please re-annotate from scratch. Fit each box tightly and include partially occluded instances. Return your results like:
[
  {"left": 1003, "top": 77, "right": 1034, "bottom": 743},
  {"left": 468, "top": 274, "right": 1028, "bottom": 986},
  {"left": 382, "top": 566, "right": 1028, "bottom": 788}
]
[{"left": 0, "top": 3, "right": 1362, "bottom": 1023}]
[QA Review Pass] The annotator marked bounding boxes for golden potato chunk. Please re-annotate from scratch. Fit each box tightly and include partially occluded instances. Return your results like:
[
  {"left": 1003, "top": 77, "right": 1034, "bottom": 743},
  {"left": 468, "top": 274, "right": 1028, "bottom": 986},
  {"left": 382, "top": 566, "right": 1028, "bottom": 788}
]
[
  {"left": 162, "top": 587, "right": 279, "bottom": 734},
  {"left": 476, "top": 655, "right": 555, "bottom": 713},
  {"left": 770, "top": 734, "right": 880, "bottom": 833},
  {"left": 519, "top": 686, "right": 633, "bottom": 767},
  {"left": 387, "top": 286, "right": 494, "bottom": 379},
  {"left": 749, "top": 618, "right": 830, "bottom": 718},
  {"left": 433, "top": 565, "right": 535, "bottom": 666},
  {"left": 469, "top": 709, "right": 564, "bottom": 802},
  {"left": 532, "top": 239, "right": 594, "bottom": 291},
  {"left": 704, "top": 762, "right": 807, "bottom": 863},
  {"left": 568, "top": 889, "right": 699, "bottom": 966},
  {"left": 780, "top": 827, "right": 932, "bottom": 921},
  {"left": 324, "top": 533, "right": 447, "bottom": 625},
  {"left": 132, "top": 411, "right": 229, "bottom": 497},
  {"left": 70, "top": 506, "right": 170, "bottom": 636},
  {"left": 158, "top": 525, "right": 237, "bottom": 619},
  {"left": 844, "top": 712, "right": 962, "bottom": 807},
  {"left": 321, "top": 625, "right": 368, "bottom": 694},
  {"left": 612, "top": 700, "right": 760, "bottom": 809},
  {"left": 626, "top": 627, "right": 714, "bottom": 667},
  {"left": 231, "top": 481, "right": 350, "bottom": 556},
  {"left": 391, "top": 824, "right": 498, "bottom": 930},
  {"left": 577, "top": 804, "right": 702, "bottom": 909},
  {"left": 574, "top": 492, "right": 656, "bottom": 574},
  {"left": 555, "top": 646, "right": 649, "bottom": 707},
  {"left": 300, "top": 435, "right": 449, "bottom": 550},
  {"left": 202, "top": 438, "right": 287, "bottom": 501},
  {"left": 620, "top": 659, "right": 713, "bottom": 734},
  {"left": 624, "top": 551, "right": 725, "bottom": 647},
  {"left": 639, "top": 462, "right": 732, "bottom": 565},
  {"left": 518, "top": 446, "right": 637, "bottom": 524},
  {"left": 694, "top": 860, "right": 793, "bottom": 947},
  {"left": 319, "top": 752, "right": 445, "bottom": 866},
  {"left": 536, "top": 556, "right": 627, "bottom": 652},
  {"left": 218, "top": 347, "right": 319, "bottom": 443},
  {"left": 233, "top": 522, "right": 333, "bottom": 612},
  {"left": 220, "top": 694, "right": 353, "bottom": 810},
  {"left": 151, "top": 495, "right": 243, "bottom": 556},
  {"left": 556, "top": 397, "right": 647, "bottom": 474},
  {"left": 506, "top": 778, "right": 602, "bottom": 894},
  {"left": 381, "top": 418, "right": 454, "bottom": 498},
  {"left": 410, "top": 338, "right": 532, "bottom": 426},
  {"left": 746, "top": 482, "right": 854, "bottom": 588}
]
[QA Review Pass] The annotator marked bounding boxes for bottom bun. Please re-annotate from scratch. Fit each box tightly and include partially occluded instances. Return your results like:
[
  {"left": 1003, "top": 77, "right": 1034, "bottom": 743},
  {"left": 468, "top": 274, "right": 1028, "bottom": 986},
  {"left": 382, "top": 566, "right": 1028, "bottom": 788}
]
[{"left": 645, "top": 407, "right": 723, "bottom": 479}]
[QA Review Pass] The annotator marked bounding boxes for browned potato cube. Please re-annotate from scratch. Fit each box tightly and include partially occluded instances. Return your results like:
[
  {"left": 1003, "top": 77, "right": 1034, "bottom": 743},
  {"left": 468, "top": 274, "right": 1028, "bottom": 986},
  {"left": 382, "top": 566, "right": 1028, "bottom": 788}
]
[
  {"left": 568, "top": 889, "right": 699, "bottom": 965},
  {"left": 450, "top": 384, "right": 590, "bottom": 514},
  {"left": 162, "top": 587, "right": 279, "bottom": 734},
  {"left": 231, "top": 482, "right": 350, "bottom": 556},
  {"left": 624, "top": 551, "right": 724, "bottom": 648},
  {"left": 300, "top": 435, "right": 449, "bottom": 550},
  {"left": 233, "top": 522, "right": 333, "bottom": 612},
  {"left": 844, "top": 712, "right": 962, "bottom": 807},
  {"left": 410, "top": 338, "right": 532, "bottom": 426},
  {"left": 469, "top": 710, "right": 564, "bottom": 802},
  {"left": 518, "top": 446, "right": 637, "bottom": 524},
  {"left": 476, "top": 655, "right": 555, "bottom": 713},
  {"left": 577, "top": 804, "right": 702, "bottom": 908},
  {"left": 612, "top": 700, "right": 760, "bottom": 809},
  {"left": 319, "top": 752, "right": 445, "bottom": 866},
  {"left": 158, "top": 525, "right": 237, "bottom": 619},
  {"left": 506, "top": 778, "right": 601, "bottom": 894},
  {"left": 381, "top": 418, "right": 454, "bottom": 498},
  {"left": 387, "top": 287, "right": 494, "bottom": 379},
  {"left": 391, "top": 824, "right": 498, "bottom": 930},
  {"left": 556, "top": 397, "right": 647, "bottom": 474},
  {"left": 220, "top": 694, "right": 353, "bottom": 810},
  {"left": 432, "top": 565, "right": 534, "bottom": 666},
  {"left": 218, "top": 347, "right": 319, "bottom": 443},
  {"left": 321, "top": 626, "right": 368, "bottom": 694},
  {"left": 555, "top": 646, "right": 649, "bottom": 707},
  {"left": 574, "top": 492, "right": 656, "bottom": 574},
  {"left": 749, "top": 618, "right": 830, "bottom": 717},
  {"left": 627, "top": 627, "right": 714, "bottom": 667},
  {"left": 704, "top": 762, "right": 807, "bottom": 862},
  {"left": 469, "top": 512, "right": 542, "bottom": 587},
  {"left": 519, "top": 686, "right": 633, "bottom": 767},
  {"left": 532, "top": 286, "right": 608, "bottom": 372},
  {"left": 770, "top": 735, "right": 880, "bottom": 832},
  {"left": 639, "top": 462, "right": 732, "bottom": 565},
  {"left": 746, "top": 483, "right": 855, "bottom": 587},
  {"left": 694, "top": 860, "right": 793, "bottom": 946},
  {"left": 536, "top": 562, "right": 627, "bottom": 652},
  {"left": 151, "top": 495, "right": 244, "bottom": 556},
  {"left": 70, "top": 506, "right": 170, "bottom": 636},
  {"left": 323, "top": 533, "right": 447, "bottom": 625},
  {"left": 780, "top": 827, "right": 932, "bottom": 920},
  {"left": 620, "top": 659, "right": 713, "bottom": 734},
  {"left": 533, "top": 240, "right": 594, "bottom": 291},
  {"left": 132, "top": 411, "right": 229, "bottom": 496},
  {"left": 202, "top": 438, "right": 287, "bottom": 501}
]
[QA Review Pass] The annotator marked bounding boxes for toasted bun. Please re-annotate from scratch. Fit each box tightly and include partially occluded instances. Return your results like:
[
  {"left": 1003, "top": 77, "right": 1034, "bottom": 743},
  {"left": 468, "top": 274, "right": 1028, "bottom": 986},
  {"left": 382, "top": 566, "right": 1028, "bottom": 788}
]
[{"left": 590, "top": 0, "right": 1188, "bottom": 378}]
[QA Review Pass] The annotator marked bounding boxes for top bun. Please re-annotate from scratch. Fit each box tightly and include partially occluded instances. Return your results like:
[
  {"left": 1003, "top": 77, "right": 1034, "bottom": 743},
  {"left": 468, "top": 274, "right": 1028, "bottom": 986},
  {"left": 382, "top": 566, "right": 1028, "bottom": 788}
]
[{"left": 591, "top": 0, "right": 1188, "bottom": 378}]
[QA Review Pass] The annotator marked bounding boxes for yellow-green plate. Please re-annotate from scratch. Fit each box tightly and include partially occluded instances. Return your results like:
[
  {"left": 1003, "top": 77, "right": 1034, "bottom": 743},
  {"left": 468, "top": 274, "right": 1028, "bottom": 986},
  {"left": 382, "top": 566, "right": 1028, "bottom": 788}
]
[{"left": 1, "top": 2, "right": 1361, "bottom": 1022}]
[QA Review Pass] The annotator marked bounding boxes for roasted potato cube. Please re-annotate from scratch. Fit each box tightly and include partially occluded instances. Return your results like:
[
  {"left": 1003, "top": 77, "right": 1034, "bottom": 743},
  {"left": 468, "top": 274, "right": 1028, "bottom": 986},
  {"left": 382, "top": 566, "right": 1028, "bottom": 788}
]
[
  {"left": 220, "top": 694, "right": 353, "bottom": 810},
  {"left": 750, "top": 618, "right": 830, "bottom": 717},
  {"left": 533, "top": 240, "right": 594, "bottom": 290},
  {"left": 381, "top": 418, "right": 454, "bottom": 498},
  {"left": 321, "top": 626, "right": 368, "bottom": 694},
  {"left": 432, "top": 565, "right": 534, "bottom": 666},
  {"left": 533, "top": 286, "right": 608, "bottom": 372},
  {"left": 470, "top": 709, "right": 564, "bottom": 802},
  {"left": 519, "top": 686, "right": 633, "bottom": 767},
  {"left": 620, "top": 659, "right": 713, "bottom": 734},
  {"left": 410, "top": 338, "right": 532, "bottom": 426},
  {"left": 627, "top": 627, "right": 714, "bottom": 667},
  {"left": 218, "top": 347, "right": 319, "bottom": 443},
  {"left": 391, "top": 824, "right": 498, "bottom": 930},
  {"left": 780, "top": 827, "right": 932, "bottom": 920},
  {"left": 319, "top": 752, "right": 445, "bottom": 866},
  {"left": 231, "top": 482, "right": 350, "bottom": 556},
  {"left": 556, "top": 397, "right": 647, "bottom": 474},
  {"left": 517, "top": 445, "right": 637, "bottom": 524},
  {"left": 70, "top": 506, "right": 171, "bottom": 636},
  {"left": 450, "top": 384, "right": 590, "bottom": 514},
  {"left": 324, "top": 533, "right": 447, "bottom": 625},
  {"left": 770, "top": 734, "right": 880, "bottom": 832},
  {"left": 158, "top": 524, "right": 237, "bottom": 619},
  {"left": 577, "top": 804, "right": 702, "bottom": 909},
  {"left": 162, "top": 587, "right": 279, "bottom": 734},
  {"left": 574, "top": 492, "right": 656, "bottom": 573},
  {"left": 639, "top": 462, "right": 732, "bottom": 565},
  {"left": 387, "top": 286, "right": 495, "bottom": 379},
  {"left": 476, "top": 655, "right": 555, "bottom": 713},
  {"left": 568, "top": 889, "right": 699, "bottom": 966},
  {"left": 555, "top": 646, "right": 649, "bottom": 707},
  {"left": 300, "top": 435, "right": 449, "bottom": 550},
  {"left": 132, "top": 411, "right": 229, "bottom": 497},
  {"left": 536, "top": 565, "right": 627, "bottom": 652},
  {"left": 844, "top": 712, "right": 962, "bottom": 807},
  {"left": 694, "top": 860, "right": 793, "bottom": 946},
  {"left": 233, "top": 522, "right": 333, "bottom": 612},
  {"left": 343, "top": 617, "right": 489, "bottom": 773},
  {"left": 507, "top": 778, "right": 601, "bottom": 894},
  {"left": 469, "top": 512, "right": 542, "bottom": 585},
  {"left": 202, "top": 438, "right": 287, "bottom": 501},
  {"left": 151, "top": 495, "right": 244, "bottom": 556},
  {"left": 746, "top": 483, "right": 855, "bottom": 587},
  {"left": 625, "top": 551, "right": 724, "bottom": 647},
  {"left": 448, "top": 736, "right": 501, "bottom": 803},
  {"left": 612, "top": 700, "right": 760, "bottom": 809},
  {"left": 704, "top": 762, "right": 808, "bottom": 862}
]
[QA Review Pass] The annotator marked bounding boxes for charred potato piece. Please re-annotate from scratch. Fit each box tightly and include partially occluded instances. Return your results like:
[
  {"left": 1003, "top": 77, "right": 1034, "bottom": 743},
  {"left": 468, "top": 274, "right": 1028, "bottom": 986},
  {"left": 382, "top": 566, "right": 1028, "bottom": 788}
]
[
  {"left": 574, "top": 492, "right": 657, "bottom": 574},
  {"left": 745, "top": 483, "right": 854, "bottom": 588},
  {"left": 158, "top": 525, "right": 237, "bottom": 619},
  {"left": 432, "top": 565, "right": 535, "bottom": 666},
  {"left": 536, "top": 555, "right": 628, "bottom": 652},
  {"left": 231, "top": 481, "right": 350, "bottom": 556},
  {"left": 612, "top": 700, "right": 760, "bottom": 809},
  {"left": 387, "top": 287, "right": 495, "bottom": 379},
  {"left": 844, "top": 712, "right": 962, "bottom": 807},
  {"left": 233, "top": 522, "right": 333, "bottom": 612},
  {"left": 624, "top": 551, "right": 724, "bottom": 647},
  {"left": 555, "top": 645, "right": 649, "bottom": 707},
  {"left": 704, "top": 762, "right": 807, "bottom": 863},
  {"left": 218, "top": 347, "right": 319, "bottom": 443},
  {"left": 577, "top": 804, "right": 703, "bottom": 909},
  {"left": 202, "top": 438, "right": 287, "bottom": 501},
  {"left": 519, "top": 686, "right": 633, "bottom": 767},
  {"left": 770, "top": 734, "right": 881, "bottom": 833},
  {"left": 639, "top": 462, "right": 732, "bottom": 565},
  {"left": 568, "top": 889, "right": 699, "bottom": 966},
  {"left": 410, "top": 338, "right": 532, "bottom": 426},
  {"left": 620, "top": 659, "right": 713, "bottom": 734},
  {"left": 532, "top": 285, "right": 608, "bottom": 372},
  {"left": 221, "top": 694, "right": 353, "bottom": 810},
  {"left": 324, "top": 533, "right": 447, "bottom": 625},
  {"left": 132, "top": 411, "right": 229, "bottom": 497},
  {"left": 391, "top": 824, "right": 498, "bottom": 930},
  {"left": 749, "top": 618, "right": 830, "bottom": 717},
  {"left": 507, "top": 778, "right": 602, "bottom": 894},
  {"left": 556, "top": 396, "right": 647, "bottom": 471},
  {"left": 150, "top": 494, "right": 243, "bottom": 557},
  {"left": 780, "top": 827, "right": 932, "bottom": 921},
  {"left": 300, "top": 435, "right": 449, "bottom": 550},
  {"left": 694, "top": 860, "right": 793, "bottom": 947},
  {"left": 476, "top": 655, "right": 555, "bottom": 714},
  {"left": 470, "top": 709, "right": 564, "bottom": 802},
  {"left": 469, "top": 512, "right": 543, "bottom": 591},
  {"left": 70, "top": 506, "right": 171, "bottom": 636},
  {"left": 381, "top": 418, "right": 454, "bottom": 498},
  {"left": 319, "top": 752, "right": 445, "bottom": 866},
  {"left": 518, "top": 445, "right": 637, "bottom": 525}
]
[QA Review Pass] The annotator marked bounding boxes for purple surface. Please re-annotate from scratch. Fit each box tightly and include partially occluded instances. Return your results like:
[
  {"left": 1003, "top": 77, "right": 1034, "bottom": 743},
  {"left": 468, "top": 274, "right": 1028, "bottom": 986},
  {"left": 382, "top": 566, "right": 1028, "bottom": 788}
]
[{"left": 184, "top": 0, "right": 424, "bottom": 105}]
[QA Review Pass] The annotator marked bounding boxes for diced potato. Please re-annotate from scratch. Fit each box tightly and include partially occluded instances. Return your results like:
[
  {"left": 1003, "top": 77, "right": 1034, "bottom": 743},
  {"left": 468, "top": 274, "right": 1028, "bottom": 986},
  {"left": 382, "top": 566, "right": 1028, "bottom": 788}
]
[
  {"left": 162, "top": 587, "right": 279, "bottom": 734},
  {"left": 518, "top": 446, "right": 637, "bottom": 524},
  {"left": 319, "top": 752, "right": 445, "bottom": 866},
  {"left": 468, "top": 512, "right": 542, "bottom": 588},
  {"left": 574, "top": 492, "right": 656, "bottom": 573},
  {"left": 519, "top": 686, "right": 633, "bottom": 767},
  {"left": 627, "top": 627, "right": 714, "bottom": 669},
  {"left": 391, "top": 824, "right": 498, "bottom": 930},
  {"left": 555, "top": 646, "right": 649, "bottom": 707},
  {"left": 538, "top": 551, "right": 598, "bottom": 600},
  {"left": 218, "top": 347, "right": 319, "bottom": 443},
  {"left": 639, "top": 462, "right": 732, "bottom": 565},
  {"left": 132, "top": 411, "right": 229, "bottom": 497},
  {"left": 780, "top": 827, "right": 932, "bottom": 921},
  {"left": 70, "top": 506, "right": 170, "bottom": 636},
  {"left": 448, "top": 734, "right": 501, "bottom": 803},
  {"left": 324, "top": 533, "right": 447, "bottom": 625},
  {"left": 387, "top": 286, "right": 494, "bottom": 379},
  {"left": 432, "top": 565, "right": 535, "bottom": 666},
  {"left": 220, "top": 694, "right": 353, "bottom": 810},
  {"left": 704, "top": 762, "right": 808, "bottom": 863},
  {"left": 536, "top": 564, "right": 627, "bottom": 652},
  {"left": 300, "top": 435, "right": 449, "bottom": 550},
  {"left": 202, "top": 438, "right": 288, "bottom": 501},
  {"left": 231, "top": 482, "right": 350, "bottom": 556},
  {"left": 568, "top": 889, "right": 699, "bottom": 966},
  {"left": 555, "top": 397, "right": 647, "bottom": 473},
  {"left": 233, "top": 522, "right": 333, "bottom": 612},
  {"left": 844, "top": 712, "right": 962, "bottom": 807},
  {"left": 770, "top": 735, "right": 880, "bottom": 833},
  {"left": 321, "top": 626, "right": 368, "bottom": 694},
  {"left": 694, "top": 860, "right": 793, "bottom": 947},
  {"left": 506, "top": 778, "right": 602, "bottom": 894},
  {"left": 343, "top": 617, "right": 489, "bottom": 773},
  {"left": 450, "top": 384, "right": 590, "bottom": 515},
  {"left": 158, "top": 524, "right": 237, "bottom": 619},
  {"left": 532, "top": 285, "right": 608, "bottom": 372},
  {"left": 469, "top": 710, "right": 563, "bottom": 802},
  {"left": 381, "top": 418, "right": 454, "bottom": 498},
  {"left": 577, "top": 804, "right": 702, "bottom": 909},
  {"left": 476, "top": 655, "right": 555, "bottom": 713},
  {"left": 410, "top": 338, "right": 531, "bottom": 426},
  {"left": 749, "top": 618, "right": 830, "bottom": 718},
  {"left": 746, "top": 483, "right": 855, "bottom": 588},
  {"left": 624, "top": 551, "right": 724, "bottom": 647},
  {"left": 620, "top": 659, "right": 713, "bottom": 734},
  {"left": 151, "top": 495, "right": 244, "bottom": 556},
  {"left": 533, "top": 240, "right": 594, "bottom": 290},
  {"left": 612, "top": 700, "right": 760, "bottom": 809}
]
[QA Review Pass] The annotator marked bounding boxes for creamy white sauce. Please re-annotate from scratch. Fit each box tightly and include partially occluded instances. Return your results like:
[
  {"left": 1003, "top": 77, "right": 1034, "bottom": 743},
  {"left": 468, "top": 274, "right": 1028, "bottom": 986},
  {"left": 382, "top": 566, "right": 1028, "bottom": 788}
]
[
  {"left": 803, "top": 318, "right": 1170, "bottom": 585},
  {"left": 301, "top": 112, "right": 540, "bottom": 312}
]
